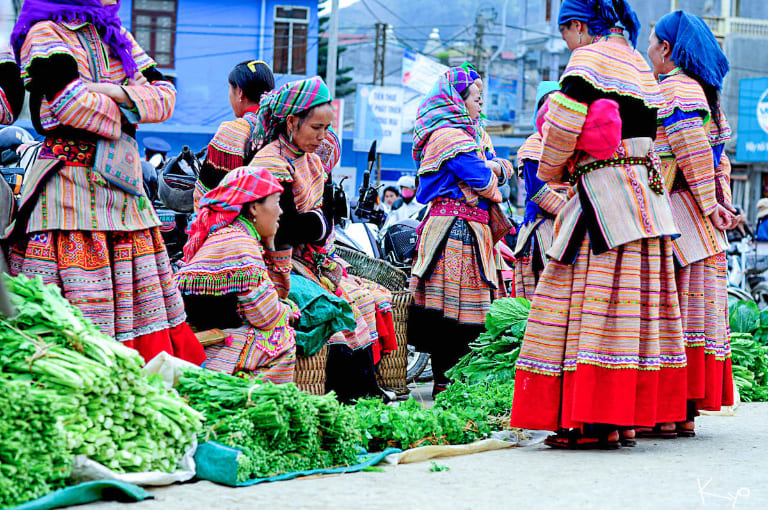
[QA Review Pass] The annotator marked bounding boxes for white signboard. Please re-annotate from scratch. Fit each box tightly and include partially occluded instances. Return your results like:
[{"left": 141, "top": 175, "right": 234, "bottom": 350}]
[
  {"left": 401, "top": 49, "right": 449, "bottom": 95},
  {"left": 353, "top": 85, "right": 403, "bottom": 155}
]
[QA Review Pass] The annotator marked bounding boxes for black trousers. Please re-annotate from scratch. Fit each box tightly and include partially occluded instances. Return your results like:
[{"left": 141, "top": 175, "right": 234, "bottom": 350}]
[
  {"left": 325, "top": 344, "right": 380, "bottom": 404},
  {"left": 407, "top": 305, "right": 483, "bottom": 386}
]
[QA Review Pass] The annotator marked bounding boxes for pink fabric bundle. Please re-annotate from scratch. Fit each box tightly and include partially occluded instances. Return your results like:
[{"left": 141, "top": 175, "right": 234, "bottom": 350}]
[{"left": 537, "top": 97, "right": 622, "bottom": 160}]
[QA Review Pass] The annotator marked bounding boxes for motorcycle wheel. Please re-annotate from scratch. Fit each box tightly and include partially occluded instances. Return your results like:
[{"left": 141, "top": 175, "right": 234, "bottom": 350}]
[
  {"left": 752, "top": 282, "right": 768, "bottom": 311},
  {"left": 406, "top": 345, "right": 430, "bottom": 384},
  {"left": 728, "top": 286, "right": 754, "bottom": 304}
]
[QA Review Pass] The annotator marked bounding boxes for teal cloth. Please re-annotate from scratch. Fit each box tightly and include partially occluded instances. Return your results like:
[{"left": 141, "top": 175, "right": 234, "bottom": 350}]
[
  {"left": 10, "top": 481, "right": 153, "bottom": 510},
  {"left": 194, "top": 441, "right": 400, "bottom": 487},
  {"left": 288, "top": 274, "right": 357, "bottom": 356}
]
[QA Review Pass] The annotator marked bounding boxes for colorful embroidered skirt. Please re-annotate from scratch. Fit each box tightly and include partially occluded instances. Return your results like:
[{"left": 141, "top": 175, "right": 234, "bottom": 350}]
[
  {"left": 676, "top": 252, "right": 734, "bottom": 411},
  {"left": 409, "top": 218, "right": 494, "bottom": 326},
  {"left": 511, "top": 236, "right": 687, "bottom": 431},
  {"left": 9, "top": 227, "right": 206, "bottom": 365},
  {"left": 205, "top": 328, "right": 296, "bottom": 384}
]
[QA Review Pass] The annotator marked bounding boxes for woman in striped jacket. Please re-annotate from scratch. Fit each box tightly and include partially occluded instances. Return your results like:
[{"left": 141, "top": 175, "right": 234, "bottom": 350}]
[
  {"left": 510, "top": 0, "right": 687, "bottom": 449},
  {"left": 176, "top": 167, "right": 297, "bottom": 382},
  {"left": 647, "top": 10, "right": 736, "bottom": 437},
  {"left": 7, "top": 0, "right": 205, "bottom": 365}
]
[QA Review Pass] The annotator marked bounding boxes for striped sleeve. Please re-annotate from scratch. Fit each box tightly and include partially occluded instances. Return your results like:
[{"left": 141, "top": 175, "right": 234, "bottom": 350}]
[
  {"left": 531, "top": 184, "right": 567, "bottom": 216},
  {"left": 662, "top": 109, "right": 718, "bottom": 216},
  {"left": 264, "top": 247, "right": 293, "bottom": 299},
  {"left": 715, "top": 153, "right": 732, "bottom": 206},
  {"left": 237, "top": 278, "right": 292, "bottom": 331},
  {"left": 21, "top": 22, "right": 122, "bottom": 138},
  {"left": 48, "top": 78, "right": 122, "bottom": 139},
  {"left": 538, "top": 91, "right": 588, "bottom": 182},
  {"left": 122, "top": 80, "right": 176, "bottom": 123}
]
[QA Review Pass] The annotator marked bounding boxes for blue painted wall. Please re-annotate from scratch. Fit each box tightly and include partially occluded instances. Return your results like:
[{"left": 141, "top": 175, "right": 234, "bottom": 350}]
[{"left": 116, "top": 0, "right": 318, "bottom": 153}]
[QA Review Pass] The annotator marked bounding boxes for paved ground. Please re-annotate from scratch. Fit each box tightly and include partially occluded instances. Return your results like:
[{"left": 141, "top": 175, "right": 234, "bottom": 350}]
[{"left": 83, "top": 400, "right": 767, "bottom": 510}]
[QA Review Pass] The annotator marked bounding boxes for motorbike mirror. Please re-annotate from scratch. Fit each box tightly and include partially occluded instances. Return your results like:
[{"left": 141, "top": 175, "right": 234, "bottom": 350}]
[
  {"left": 149, "top": 153, "right": 165, "bottom": 169},
  {"left": 0, "top": 149, "right": 19, "bottom": 166}
]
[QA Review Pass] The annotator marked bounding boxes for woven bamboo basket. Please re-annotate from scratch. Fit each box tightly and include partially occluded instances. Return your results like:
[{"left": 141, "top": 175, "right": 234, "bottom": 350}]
[
  {"left": 376, "top": 290, "right": 412, "bottom": 395},
  {"left": 334, "top": 246, "right": 408, "bottom": 291},
  {"left": 295, "top": 344, "right": 328, "bottom": 395},
  {"left": 334, "top": 245, "right": 411, "bottom": 396}
]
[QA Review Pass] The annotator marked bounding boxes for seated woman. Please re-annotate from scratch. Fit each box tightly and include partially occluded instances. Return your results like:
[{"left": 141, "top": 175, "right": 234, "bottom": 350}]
[
  {"left": 194, "top": 60, "right": 275, "bottom": 210},
  {"left": 249, "top": 77, "right": 387, "bottom": 402},
  {"left": 175, "top": 167, "right": 298, "bottom": 382}
]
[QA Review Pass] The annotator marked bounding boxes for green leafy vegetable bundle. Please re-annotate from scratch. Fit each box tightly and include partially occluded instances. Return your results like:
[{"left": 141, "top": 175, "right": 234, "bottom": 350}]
[
  {"left": 354, "top": 381, "right": 517, "bottom": 451},
  {"left": 728, "top": 300, "right": 768, "bottom": 402},
  {"left": 176, "top": 369, "right": 360, "bottom": 482},
  {"left": 0, "top": 275, "right": 203, "bottom": 506},
  {"left": 447, "top": 298, "right": 530, "bottom": 384},
  {"left": 0, "top": 378, "right": 76, "bottom": 507}
]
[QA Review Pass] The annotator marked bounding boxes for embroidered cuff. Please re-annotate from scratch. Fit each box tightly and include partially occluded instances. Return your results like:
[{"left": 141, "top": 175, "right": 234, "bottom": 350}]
[{"left": 265, "top": 247, "right": 293, "bottom": 273}]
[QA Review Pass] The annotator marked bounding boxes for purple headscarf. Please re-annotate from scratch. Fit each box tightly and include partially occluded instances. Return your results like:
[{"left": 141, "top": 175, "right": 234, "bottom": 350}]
[{"left": 11, "top": 0, "right": 138, "bottom": 77}]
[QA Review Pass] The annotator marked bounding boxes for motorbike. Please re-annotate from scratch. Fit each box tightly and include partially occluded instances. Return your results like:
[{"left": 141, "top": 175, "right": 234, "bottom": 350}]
[
  {"left": 727, "top": 234, "right": 768, "bottom": 309},
  {"left": 155, "top": 145, "right": 205, "bottom": 268}
]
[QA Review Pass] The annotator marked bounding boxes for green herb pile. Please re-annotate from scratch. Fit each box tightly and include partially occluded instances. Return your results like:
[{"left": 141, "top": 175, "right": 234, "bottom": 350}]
[
  {"left": 0, "top": 378, "right": 76, "bottom": 507},
  {"left": 728, "top": 300, "right": 768, "bottom": 401},
  {"left": 447, "top": 298, "right": 530, "bottom": 384},
  {"left": 0, "top": 275, "right": 203, "bottom": 507},
  {"left": 176, "top": 369, "right": 360, "bottom": 482},
  {"left": 354, "top": 380, "right": 516, "bottom": 451}
]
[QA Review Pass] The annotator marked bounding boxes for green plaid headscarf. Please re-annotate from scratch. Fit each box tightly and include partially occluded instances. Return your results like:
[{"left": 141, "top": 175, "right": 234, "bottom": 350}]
[{"left": 256, "top": 76, "right": 333, "bottom": 144}]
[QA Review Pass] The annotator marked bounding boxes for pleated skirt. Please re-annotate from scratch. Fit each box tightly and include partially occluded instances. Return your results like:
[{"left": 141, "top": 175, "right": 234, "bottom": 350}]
[
  {"left": 511, "top": 236, "right": 688, "bottom": 430},
  {"left": 676, "top": 252, "right": 734, "bottom": 411}
]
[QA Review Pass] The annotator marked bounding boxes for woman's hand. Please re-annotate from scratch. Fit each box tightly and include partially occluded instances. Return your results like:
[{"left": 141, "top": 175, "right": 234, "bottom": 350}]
[
  {"left": 486, "top": 159, "right": 502, "bottom": 177},
  {"left": 708, "top": 204, "right": 735, "bottom": 231},
  {"left": 262, "top": 235, "right": 277, "bottom": 251},
  {"left": 129, "top": 72, "right": 148, "bottom": 86},
  {"left": 84, "top": 81, "right": 134, "bottom": 108}
]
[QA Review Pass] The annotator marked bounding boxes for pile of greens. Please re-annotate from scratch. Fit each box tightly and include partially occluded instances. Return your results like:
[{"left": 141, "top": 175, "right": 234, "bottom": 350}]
[
  {"left": 0, "top": 378, "right": 76, "bottom": 507},
  {"left": 728, "top": 299, "right": 768, "bottom": 401},
  {"left": 353, "top": 380, "right": 516, "bottom": 451},
  {"left": 447, "top": 298, "right": 530, "bottom": 384},
  {"left": 0, "top": 275, "right": 203, "bottom": 507},
  {"left": 177, "top": 369, "right": 360, "bottom": 482}
]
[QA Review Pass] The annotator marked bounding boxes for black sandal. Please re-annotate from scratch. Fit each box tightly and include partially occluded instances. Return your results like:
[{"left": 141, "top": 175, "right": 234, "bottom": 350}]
[
  {"left": 636, "top": 423, "right": 677, "bottom": 439},
  {"left": 619, "top": 427, "right": 636, "bottom": 447}
]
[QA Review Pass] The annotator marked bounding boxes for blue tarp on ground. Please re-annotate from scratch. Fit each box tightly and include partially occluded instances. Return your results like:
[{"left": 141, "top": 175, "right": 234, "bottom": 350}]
[
  {"left": 194, "top": 441, "right": 400, "bottom": 487},
  {"left": 9, "top": 481, "right": 153, "bottom": 510}
]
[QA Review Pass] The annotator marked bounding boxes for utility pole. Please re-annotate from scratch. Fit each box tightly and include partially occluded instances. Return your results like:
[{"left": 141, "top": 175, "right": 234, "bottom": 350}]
[
  {"left": 372, "top": 22, "right": 387, "bottom": 185},
  {"left": 473, "top": 13, "right": 485, "bottom": 72},
  {"left": 326, "top": 0, "right": 340, "bottom": 93}
]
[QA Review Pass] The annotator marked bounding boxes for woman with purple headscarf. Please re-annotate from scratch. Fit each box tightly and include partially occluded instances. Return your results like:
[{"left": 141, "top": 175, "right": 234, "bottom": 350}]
[
  {"left": 408, "top": 67, "right": 506, "bottom": 397},
  {"left": 6, "top": 0, "right": 205, "bottom": 366}
]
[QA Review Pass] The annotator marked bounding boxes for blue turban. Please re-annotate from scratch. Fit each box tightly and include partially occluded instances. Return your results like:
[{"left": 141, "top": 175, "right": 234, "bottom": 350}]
[
  {"left": 654, "top": 10, "right": 729, "bottom": 90},
  {"left": 558, "top": 0, "right": 640, "bottom": 48}
]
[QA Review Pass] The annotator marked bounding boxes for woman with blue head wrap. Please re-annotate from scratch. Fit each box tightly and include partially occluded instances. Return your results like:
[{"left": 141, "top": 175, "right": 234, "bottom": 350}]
[
  {"left": 510, "top": 0, "right": 687, "bottom": 449},
  {"left": 513, "top": 81, "right": 570, "bottom": 300},
  {"left": 647, "top": 10, "right": 736, "bottom": 437}
]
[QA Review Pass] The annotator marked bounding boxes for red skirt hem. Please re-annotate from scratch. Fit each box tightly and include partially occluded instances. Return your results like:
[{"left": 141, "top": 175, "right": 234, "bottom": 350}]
[
  {"left": 685, "top": 346, "right": 734, "bottom": 410},
  {"left": 511, "top": 364, "right": 687, "bottom": 431},
  {"left": 123, "top": 322, "right": 206, "bottom": 366}
]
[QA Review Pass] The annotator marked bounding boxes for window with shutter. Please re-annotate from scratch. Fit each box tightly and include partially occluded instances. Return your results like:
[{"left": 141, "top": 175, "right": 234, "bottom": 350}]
[
  {"left": 131, "top": 0, "right": 178, "bottom": 69},
  {"left": 273, "top": 6, "right": 309, "bottom": 75}
]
